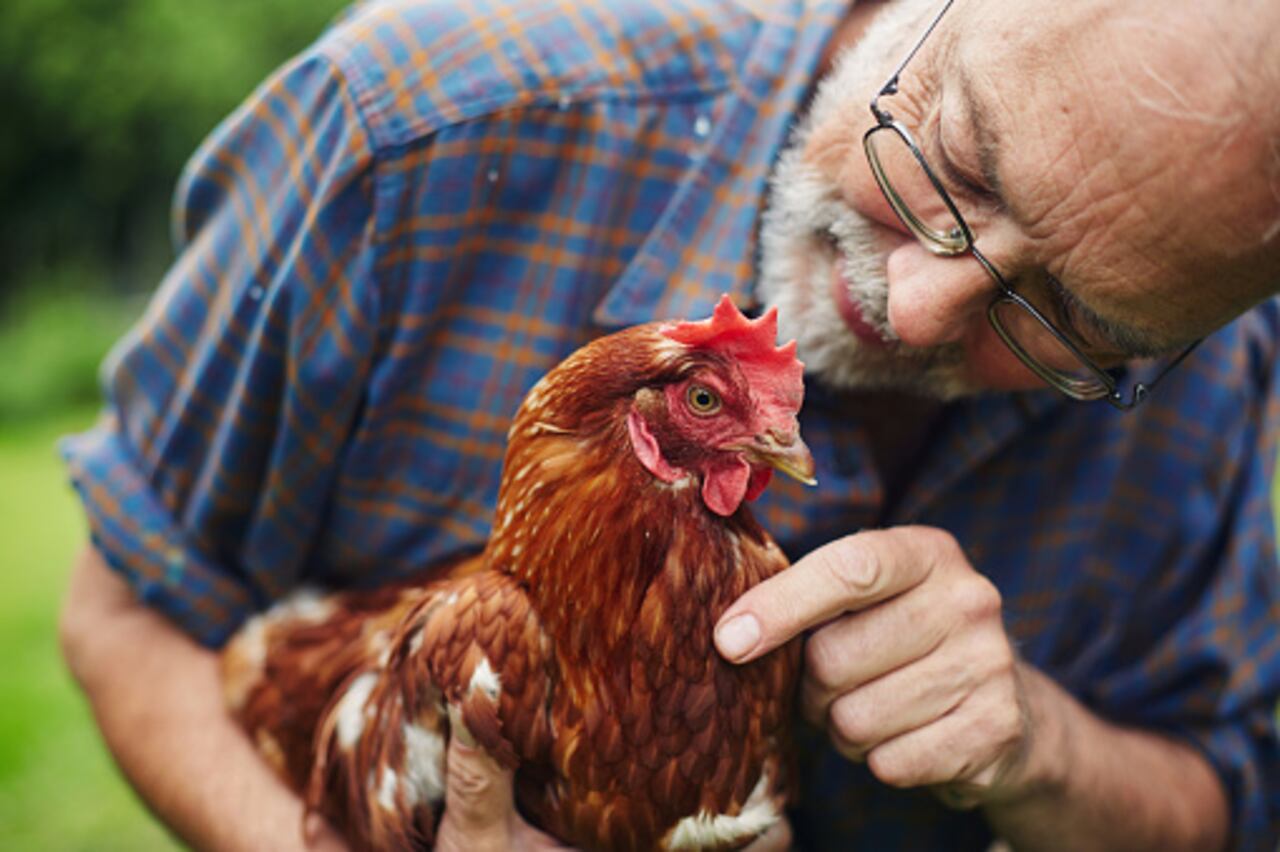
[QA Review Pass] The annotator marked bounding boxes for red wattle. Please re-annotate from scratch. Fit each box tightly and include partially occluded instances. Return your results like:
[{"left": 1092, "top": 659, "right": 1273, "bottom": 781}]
[
  {"left": 702, "top": 457, "right": 751, "bottom": 517},
  {"left": 744, "top": 467, "right": 773, "bottom": 502}
]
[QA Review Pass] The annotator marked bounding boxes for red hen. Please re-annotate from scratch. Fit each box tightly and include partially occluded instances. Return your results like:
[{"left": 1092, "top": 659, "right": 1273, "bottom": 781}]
[{"left": 221, "top": 296, "right": 814, "bottom": 851}]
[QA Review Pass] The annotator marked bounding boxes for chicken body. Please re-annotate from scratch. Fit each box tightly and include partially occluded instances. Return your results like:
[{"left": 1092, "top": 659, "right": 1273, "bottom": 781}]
[{"left": 222, "top": 299, "right": 812, "bottom": 850}]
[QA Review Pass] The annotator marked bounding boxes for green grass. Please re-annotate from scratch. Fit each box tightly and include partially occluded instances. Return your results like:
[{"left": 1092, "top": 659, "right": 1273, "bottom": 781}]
[
  {"left": 0, "top": 408, "right": 180, "bottom": 851},
  {"left": 0, "top": 282, "right": 143, "bottom": 422}
]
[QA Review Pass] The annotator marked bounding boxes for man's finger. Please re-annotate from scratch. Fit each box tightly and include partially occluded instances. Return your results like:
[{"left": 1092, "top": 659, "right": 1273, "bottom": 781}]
[
  {"left": 715, "top": 527, "right": 951, "bottom": 663},
  {"left": 863, "top": 688, "right": 1010, "bottom": 795},
  {"left": 438, "top": 704, "right": 515, "bottom": 848},
  {"left": 813, "top": 639, "right": 977, "bottom": 759},
  {"left": 799, "top": 577, "right": 951, "bottom": 709},
  {"left": 301, "top": 812, "right": 351, "bottom": 851}
]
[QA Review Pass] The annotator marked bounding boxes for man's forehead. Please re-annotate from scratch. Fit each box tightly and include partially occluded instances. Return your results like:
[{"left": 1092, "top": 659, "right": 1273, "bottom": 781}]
[{"left": 951, "top": 0, "right": 1280, "bottom": 344}]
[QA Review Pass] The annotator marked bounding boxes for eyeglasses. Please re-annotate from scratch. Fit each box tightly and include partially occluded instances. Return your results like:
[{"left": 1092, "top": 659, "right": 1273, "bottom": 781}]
[{"left": 861, "top": 0, "right": 1198, "bottom": 410}]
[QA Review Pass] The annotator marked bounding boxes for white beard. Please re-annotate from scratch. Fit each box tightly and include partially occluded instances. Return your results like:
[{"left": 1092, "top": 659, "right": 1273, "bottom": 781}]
[{"left": 757, "top": 0, "right": 981, "bottom": 400}]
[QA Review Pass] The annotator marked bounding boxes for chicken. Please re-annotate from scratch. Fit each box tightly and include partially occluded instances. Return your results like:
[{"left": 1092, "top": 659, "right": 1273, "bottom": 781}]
[{"left": 221, "top": 296, "right": 815, "bottom": 851}]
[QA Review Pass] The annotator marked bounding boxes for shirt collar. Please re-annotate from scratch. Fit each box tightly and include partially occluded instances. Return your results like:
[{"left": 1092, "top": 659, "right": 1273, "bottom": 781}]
[{"left": 894, "top": 389, "right": 1068, "bottom": 522}]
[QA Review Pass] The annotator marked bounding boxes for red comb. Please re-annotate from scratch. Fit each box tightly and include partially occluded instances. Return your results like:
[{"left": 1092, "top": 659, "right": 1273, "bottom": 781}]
[{"left": 661, "top": 295, "right": 804, "bottom": 404}]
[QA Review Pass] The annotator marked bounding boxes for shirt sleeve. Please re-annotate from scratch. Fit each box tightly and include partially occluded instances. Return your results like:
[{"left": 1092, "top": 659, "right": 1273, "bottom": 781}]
[
  {"left": 1081, "top": 302, "right": 1280, "bottom": 849},
  {"left": 60, "top": 49, "right": 380, "bottom": 647}
]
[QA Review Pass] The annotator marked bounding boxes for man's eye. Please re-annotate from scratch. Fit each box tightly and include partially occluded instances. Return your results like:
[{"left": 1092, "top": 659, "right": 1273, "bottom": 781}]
[
  {"left": 1054, "top": 298, "right": 1093, "bottom": 343},
  {"left": 1043, "top": 277, "right": 1116, "bottom": 355},
  {"left": 935, "top": 139, "right": 992, "bottom": 200},
  {"left": 935, "top": 117, "right": 993, "bottom": 200},
  {"left": 1036, "top": 276, "right": 1086, "bottom": 336}
]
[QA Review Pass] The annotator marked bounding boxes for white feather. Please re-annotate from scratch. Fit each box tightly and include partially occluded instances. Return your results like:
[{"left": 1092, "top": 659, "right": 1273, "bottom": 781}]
[
  {"left": 402, "top": 722, "right": 447, "bottom": 805},
  {"left": 663, "top": 770, "right": 778, "bottom": 850},
  {"left": 335, "top": 672, "right": 378, "bottom": 749},
  {"left": 468, "top": 656, "right": 501, "bottom": 700},
  {"left": 375, "top": 767, "right": 399, "bottom": 811}
]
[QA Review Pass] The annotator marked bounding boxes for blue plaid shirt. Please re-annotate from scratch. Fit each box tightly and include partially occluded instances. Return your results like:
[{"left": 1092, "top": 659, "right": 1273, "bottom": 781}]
[{"left": 62, "top": 0, "right": 1280, "bottom": 846}]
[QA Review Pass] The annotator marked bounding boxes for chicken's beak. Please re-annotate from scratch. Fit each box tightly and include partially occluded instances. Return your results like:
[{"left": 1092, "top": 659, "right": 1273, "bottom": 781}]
[{"left": 744, "top": 428, "right": 817, "bottom": 486}]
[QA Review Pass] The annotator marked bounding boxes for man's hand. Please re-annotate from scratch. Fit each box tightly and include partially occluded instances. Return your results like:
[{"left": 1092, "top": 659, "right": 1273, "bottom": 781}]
[
  {"left": 434, "top": 709, "right": 569, "bottom": 852},
  {"left": 60, "top": 546, "right": 356, "bottom": 852},
  {"left": 713, "top": 526, "right": 1232, "bottom": 851},
  {"left": 436, "top": 709, "right": 793, "bottom": 851},
  {"left": 713, "top": 526, "right": 1044, "bottom": 808}
]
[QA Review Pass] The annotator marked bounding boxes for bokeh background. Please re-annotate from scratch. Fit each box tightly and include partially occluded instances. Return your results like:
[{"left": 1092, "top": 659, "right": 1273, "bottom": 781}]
[{"left": 0, "top": 1, "right": 346, "bottom": 847}]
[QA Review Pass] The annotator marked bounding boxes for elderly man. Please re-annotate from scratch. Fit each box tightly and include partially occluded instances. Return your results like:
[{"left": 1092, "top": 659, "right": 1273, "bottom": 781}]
[{"left": 59, "top": 0, "right": 1280, "bottom": 849}]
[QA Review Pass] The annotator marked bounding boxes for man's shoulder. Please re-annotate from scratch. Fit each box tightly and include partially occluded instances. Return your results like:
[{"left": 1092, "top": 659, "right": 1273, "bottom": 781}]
[
  {"left": 310, "top": 0, "right": 759, "bottom": 150},
  {"left": 1237, "top": 296, "right": 1280, "bottom": 363},
  {"left": 1080, "top": 298, "right": 1280, "bottom": 451},
  {"left": 1191, "top": 297, "right": 1280, "bottom": 397}
]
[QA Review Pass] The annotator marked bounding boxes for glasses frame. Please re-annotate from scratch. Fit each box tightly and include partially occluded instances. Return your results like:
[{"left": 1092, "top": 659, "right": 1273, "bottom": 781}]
[{"left": 860, "top": 0, "right": 1199, "bottom": 410}]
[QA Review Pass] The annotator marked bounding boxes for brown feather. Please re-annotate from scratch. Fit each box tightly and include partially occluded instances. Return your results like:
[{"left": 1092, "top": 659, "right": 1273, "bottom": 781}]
[{"left": 222, "top": 317, "right": 806, "bottom": 851}]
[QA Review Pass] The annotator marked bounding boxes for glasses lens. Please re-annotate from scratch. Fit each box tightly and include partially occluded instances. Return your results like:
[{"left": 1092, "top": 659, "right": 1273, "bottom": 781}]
[
  {"left": 989, "top": 298, "right": 1112, "bottom": 400},
  {"left": 865, "top": 125, "right": 968, "bottom": 254}
]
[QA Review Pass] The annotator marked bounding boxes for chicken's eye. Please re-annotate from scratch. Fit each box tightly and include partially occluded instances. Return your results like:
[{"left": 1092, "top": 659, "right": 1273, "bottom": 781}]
[{"left": 686, "top": 384, "right": 721, "bottom": 416}]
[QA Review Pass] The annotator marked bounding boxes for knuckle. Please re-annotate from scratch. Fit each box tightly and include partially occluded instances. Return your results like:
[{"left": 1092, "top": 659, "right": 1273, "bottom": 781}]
[
  {"left": 910, "top": 525, "right": 961, "bottom": 566},
  {"left": 866, "top": 746, "right": 920, "bottom": 789},
  {"left": 916, "top": 525, "right": 958, "bottom": 552},
  {"left": 828, "top": 694, "right": 874, "bottom": 746},
  {"left": 967, "top": 630, "right": 1014, "bottom": 680},
  {"left": 448, "top": 757, "right": 499, "bottom": 805},
  {"left": 955, "top": 575, "right": 1002, "bottom": 623},
  {"left": 991, "top": 697, "right": 1025, "bottom": 743},
  {"left": 803, "top": 630, "right": 845, "bottom": 686},
  {"left": 986, "top": 647, "right": 1017, "bottom": 682},
  {"left": 963, "top": 691, "right": 1025, "bottom": 764},
  {"left": 822, "top": 537, "right": 882, "bottom": 597}
]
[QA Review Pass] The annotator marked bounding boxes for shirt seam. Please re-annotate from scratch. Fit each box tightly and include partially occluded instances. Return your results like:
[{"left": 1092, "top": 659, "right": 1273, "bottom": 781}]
[
  {"left": 320, "top": 29, "right": 739, "bottom": 153},
  {"left": 312, "top": 50, "right": 388, "bottom": 345}
]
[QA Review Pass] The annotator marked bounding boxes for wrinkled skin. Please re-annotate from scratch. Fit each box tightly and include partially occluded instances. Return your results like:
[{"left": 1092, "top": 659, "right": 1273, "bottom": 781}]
[
  {"left": 735, "top": 0, "right": 1280, "bottom": 850},
  {"left": 759, "top": 0, "right": 1280, "bottom": 398}
]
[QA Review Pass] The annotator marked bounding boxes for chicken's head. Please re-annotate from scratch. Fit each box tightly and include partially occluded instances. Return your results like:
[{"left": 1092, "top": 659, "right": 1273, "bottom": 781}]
[{"left": 628, "top": 295, "right": 815, "bottom": 517}]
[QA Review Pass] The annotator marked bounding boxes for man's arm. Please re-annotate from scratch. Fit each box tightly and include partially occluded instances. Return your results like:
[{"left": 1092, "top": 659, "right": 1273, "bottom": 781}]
[
  {"left": 63, "top": 543, "right": 785, "bottom": 851},
  {"left": 983, "top": 663, "right": 1226, "bottom": 851},
  {"left": 58, "top": 545, "right": 347, "bottom": 852},
  {"left": 713, "top": 527, "right": 1229, "bottom": 852}
]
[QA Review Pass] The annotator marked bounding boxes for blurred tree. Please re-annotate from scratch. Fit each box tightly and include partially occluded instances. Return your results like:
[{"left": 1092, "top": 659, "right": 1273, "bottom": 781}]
[{"left": 0, "top": 0, "right": 349, "bottom": 298}]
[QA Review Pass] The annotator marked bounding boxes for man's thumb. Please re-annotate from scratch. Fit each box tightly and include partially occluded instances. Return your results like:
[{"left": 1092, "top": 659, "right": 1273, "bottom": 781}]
[{"left": 439, "top": 704, "right": 515, "bottom": 845}]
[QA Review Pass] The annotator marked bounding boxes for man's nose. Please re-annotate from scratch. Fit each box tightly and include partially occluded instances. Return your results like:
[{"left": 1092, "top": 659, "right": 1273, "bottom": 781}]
[{"left": 885, "top": 241, "right": 993, "bottom": 346}]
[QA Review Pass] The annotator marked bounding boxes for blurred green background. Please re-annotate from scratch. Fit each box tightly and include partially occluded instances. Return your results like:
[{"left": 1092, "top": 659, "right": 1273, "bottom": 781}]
[{"left": 0, "top": 0, "right": 346, "bottom": 848}]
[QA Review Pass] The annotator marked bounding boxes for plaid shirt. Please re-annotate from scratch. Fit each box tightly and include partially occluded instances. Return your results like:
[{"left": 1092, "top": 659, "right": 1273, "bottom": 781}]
[{"left": 62, "top": 0, "right": 1280, "bottom": 846}]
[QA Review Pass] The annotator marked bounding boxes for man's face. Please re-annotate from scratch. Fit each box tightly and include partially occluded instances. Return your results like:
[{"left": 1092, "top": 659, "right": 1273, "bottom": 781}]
[{"left": 759, "top": 0, "right": 1280, "bottom": 398}]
